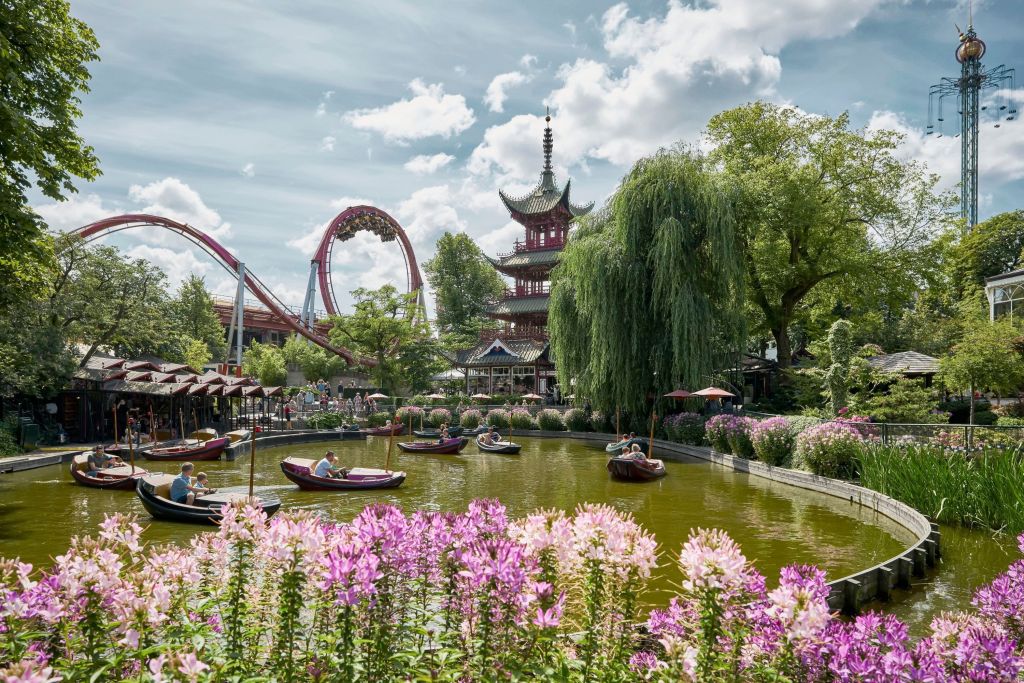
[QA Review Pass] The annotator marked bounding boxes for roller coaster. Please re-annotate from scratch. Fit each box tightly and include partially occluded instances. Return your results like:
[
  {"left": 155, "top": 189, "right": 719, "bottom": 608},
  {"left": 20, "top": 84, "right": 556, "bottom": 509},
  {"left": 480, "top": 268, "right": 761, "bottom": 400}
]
[{"left": 73, "top": 205, "right": 424, "bottom": 367}]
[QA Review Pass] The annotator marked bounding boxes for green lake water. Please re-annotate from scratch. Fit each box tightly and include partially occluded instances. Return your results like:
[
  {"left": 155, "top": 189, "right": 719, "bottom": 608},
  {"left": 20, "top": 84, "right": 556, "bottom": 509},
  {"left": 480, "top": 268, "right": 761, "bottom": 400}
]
[{"left": 0, "top": 436, "right": 1016, "bottom": 634}]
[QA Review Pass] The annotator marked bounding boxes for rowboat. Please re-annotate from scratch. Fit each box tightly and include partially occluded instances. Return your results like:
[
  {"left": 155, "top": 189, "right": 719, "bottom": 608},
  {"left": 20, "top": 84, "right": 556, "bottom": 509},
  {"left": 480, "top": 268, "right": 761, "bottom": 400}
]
[
  {"left": 69, "top": 453, "right": 148, "bottom": 490},
  {"left": 476, "top": 436, "right": 521, "bottom": 455},
  {"left": 363, "top": 424, "right": 403, "bottom": 436},
  {"left": 190, "top": 428, "right": 219, "bottom": 442},
  {"left": 135, "top": 474, "right": 281, "bottom": 525},
  {"left": 607, "top": 456, "right": 667, "bottom": 482},
  {"left": 397, "top": 437, "right": 468, "bottom": 454},
  {"left": 104, "top": 441, "right": 156, "bottom": 456},
  {"left": 143, "top": 437, "right": 230, "bottom": 461},
  {"left": 605, "top": 437, "right": 649, "bottom": 454},
  {"left": 412, "top": 426, "right": 464, "bottom": 438},
  {"left": 280, "top": 457, "right": 406, "bottom": 490}
]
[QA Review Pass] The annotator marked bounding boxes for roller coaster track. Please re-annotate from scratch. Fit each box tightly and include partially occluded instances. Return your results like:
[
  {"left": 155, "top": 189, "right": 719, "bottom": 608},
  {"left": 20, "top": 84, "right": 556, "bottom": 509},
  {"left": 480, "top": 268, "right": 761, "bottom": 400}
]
[{"left": 73, "top": 208, "right": 424, "bottom": 366}]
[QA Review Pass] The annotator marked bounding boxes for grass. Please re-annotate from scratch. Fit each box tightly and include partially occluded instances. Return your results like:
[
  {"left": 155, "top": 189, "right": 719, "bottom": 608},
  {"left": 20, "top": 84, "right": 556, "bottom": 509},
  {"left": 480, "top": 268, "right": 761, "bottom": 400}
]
[{"left": 858, "top": 444, "right": 1024, "bottom": 534}]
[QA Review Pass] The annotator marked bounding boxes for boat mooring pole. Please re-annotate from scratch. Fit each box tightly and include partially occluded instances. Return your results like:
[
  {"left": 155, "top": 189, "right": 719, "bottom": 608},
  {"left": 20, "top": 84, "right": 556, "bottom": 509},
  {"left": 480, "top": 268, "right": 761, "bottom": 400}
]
[
  {"left": 112, "top": 403, "right": 118, "bottom": 447},
  {"left": 179, "top": 410, "right": 186, "bottom": 442},
  {"left": 616, "top": 406, "right": 620, "bottom": 436},
  {"left": 385, "top": 427, "right": 395, "bottom": 473},
  {"left": 248, "top": 418, "right": 256, "bottom": 499},
  {"left": 648, "top": 412, "right": 657, "bottom": 459},
  {"left": 128, "top": 418, "right": 135, "bottom": 474}
]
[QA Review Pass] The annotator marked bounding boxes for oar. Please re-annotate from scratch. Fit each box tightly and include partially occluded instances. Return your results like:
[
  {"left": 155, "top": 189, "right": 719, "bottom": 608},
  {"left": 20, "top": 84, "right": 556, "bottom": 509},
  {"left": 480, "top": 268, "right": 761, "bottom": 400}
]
[{"left": 648, "top": 412, "right": 657, "bottom": 459}]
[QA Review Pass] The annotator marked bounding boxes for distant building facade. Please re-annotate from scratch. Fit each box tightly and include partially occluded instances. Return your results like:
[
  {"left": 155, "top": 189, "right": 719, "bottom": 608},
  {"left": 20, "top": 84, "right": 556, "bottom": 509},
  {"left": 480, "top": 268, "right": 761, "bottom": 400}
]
[
  {"left": 986, "top": 269, "right": 1024, "bottom": 321},
  {"left": 450, "top": 113, "right": 592, "bottom": 396}
]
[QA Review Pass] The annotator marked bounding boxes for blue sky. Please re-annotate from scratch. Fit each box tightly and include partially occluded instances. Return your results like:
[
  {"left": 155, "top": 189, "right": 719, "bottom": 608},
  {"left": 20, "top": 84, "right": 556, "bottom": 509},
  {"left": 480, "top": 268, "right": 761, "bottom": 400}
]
[{"left": 35, "top": 0, "right": 1024, "bottom": 313}]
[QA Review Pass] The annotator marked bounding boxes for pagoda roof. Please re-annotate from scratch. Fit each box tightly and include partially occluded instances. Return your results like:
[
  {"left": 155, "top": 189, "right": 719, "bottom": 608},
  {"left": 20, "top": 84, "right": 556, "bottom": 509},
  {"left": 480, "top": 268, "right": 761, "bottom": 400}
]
[
  {"left": 487, "top": 295, "right": 550, "bottom": 316},
  {"left": 486, "top": 249, "right": 561, "bottom": 269},
  {"left": 448, "top": 337, "right": 549, "bottom": 367},
  {"left": 499, "top": 174, "right": 593, "bottom": 219}
]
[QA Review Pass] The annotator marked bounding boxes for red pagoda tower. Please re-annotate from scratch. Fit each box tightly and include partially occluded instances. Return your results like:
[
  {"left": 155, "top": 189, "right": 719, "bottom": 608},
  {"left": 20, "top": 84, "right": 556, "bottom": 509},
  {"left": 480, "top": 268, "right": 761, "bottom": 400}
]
[{"left": 452, "top": 112, "right": 592, "bottom": 397}]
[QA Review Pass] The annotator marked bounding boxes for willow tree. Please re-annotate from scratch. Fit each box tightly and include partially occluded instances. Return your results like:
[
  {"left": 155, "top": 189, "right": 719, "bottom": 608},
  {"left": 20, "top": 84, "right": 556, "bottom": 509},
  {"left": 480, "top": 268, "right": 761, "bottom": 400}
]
[{"left": 549, "top": 148, "right": 745, "bottom": 416}]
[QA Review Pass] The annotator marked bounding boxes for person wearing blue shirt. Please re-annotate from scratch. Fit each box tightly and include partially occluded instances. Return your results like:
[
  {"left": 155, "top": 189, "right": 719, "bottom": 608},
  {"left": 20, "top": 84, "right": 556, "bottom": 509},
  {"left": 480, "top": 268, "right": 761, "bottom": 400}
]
[
  {"left": 170, "top": 462, "right": 201, "bottom": 504},
  {"left": 313, "top": 451, "right": 343, "bottom": 479}
]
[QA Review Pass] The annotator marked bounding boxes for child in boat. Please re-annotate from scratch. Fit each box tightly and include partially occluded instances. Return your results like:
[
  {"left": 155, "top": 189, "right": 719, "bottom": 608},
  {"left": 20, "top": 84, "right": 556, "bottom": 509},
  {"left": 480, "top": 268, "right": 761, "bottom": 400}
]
[{"left": 193, "top": 472, "right": 217, "bottom": 497}]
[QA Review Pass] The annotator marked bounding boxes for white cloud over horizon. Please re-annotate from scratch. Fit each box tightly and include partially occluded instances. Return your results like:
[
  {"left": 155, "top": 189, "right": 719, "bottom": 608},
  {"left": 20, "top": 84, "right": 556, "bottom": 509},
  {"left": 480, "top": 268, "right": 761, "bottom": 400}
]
[
  {"left": 404, "top": 152, "right": 456, "bottom": 174},
  {"left": 344, "top": 79, "right": 476, "bottom": 143}
]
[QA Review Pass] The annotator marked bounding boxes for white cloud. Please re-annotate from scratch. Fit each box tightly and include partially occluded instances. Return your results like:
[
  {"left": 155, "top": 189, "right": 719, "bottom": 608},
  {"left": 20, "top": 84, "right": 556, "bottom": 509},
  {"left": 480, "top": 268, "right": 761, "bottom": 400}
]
[
  {"left": 128, "top": 177, "right": 233, "bottom": 240},
  {"left": 320, "top": 135, "right": 336, "bottom": 152},
  {"left": 476, "top": 220, "right": 523, "bottom": 256},
  {"left": 484, "top": 71, "right": 531, "bottom": 113},
  {"left": 471, "top": 0, "right": 895, "bottom": 178},
  {"left": 125, "top": 244, "right": 214, "bottom": 290},
  {"left": 520, "top": 54, "right": 537, "bottom": 69},
  {"left": 343, "top": 79, "right": 476, "bottom": 143},
  {"left": 315, "top": 102, "right": 327, "bottom": 117},
  {"left": 563, "top": 20, "right": 577, "bottom": 36},
  {"left": 403, "top": 153, "right": 455, "bottom": 175},
  {"left": 34, "top": 193, "right": 115, "bottom": 232},
  {"left": 241, "top": 162, "right": 255, "bottom": 178},
  {"left": 396, "top": 185, "right": 466, "bottom": 244}
]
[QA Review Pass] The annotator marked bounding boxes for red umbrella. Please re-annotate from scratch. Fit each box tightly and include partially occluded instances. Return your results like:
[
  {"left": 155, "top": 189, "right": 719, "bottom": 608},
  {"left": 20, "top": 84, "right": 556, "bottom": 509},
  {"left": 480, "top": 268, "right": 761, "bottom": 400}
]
[
  {"left": 664, "top": 389, "right": 693, "bottom": 399},
  {"left": 693, "top": 387, "right": 734, "bottom": 399}
]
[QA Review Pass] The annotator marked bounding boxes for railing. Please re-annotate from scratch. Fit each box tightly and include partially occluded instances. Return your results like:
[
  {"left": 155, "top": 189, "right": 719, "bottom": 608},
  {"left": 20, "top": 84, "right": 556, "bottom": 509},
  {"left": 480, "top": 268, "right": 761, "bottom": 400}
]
[
  {"left": 501, "top": 286, "right": 550, "bottom": 299},
  {"left": 478, "top": 327, "right": 548, "bottom": 341},
  {"left": 497, "top": 238, "right": 565, "bottom": 257}
]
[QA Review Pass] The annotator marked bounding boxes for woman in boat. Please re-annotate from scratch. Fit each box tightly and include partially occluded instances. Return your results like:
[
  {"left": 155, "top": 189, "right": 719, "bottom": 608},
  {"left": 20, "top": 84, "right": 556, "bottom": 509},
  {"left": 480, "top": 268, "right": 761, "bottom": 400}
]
[{"left": 438, "top": 425, "right": 450, "bottom": 443}]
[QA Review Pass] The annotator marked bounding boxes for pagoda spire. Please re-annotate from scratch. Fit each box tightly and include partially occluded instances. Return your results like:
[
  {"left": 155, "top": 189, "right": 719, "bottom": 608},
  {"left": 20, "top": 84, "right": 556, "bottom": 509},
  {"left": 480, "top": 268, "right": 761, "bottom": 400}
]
[{"left": 541, "top": 107, "right": 555, "bottom": 189}]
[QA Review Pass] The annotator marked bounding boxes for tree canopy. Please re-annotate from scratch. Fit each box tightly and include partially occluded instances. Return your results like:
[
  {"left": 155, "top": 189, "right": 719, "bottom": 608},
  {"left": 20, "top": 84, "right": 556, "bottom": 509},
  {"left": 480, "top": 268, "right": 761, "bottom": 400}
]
[
  {"left": 244, "top": 341, "right": 288, "bottom": 387},
  {"left": 169, "top": 275, "right": 226, "bottom": 363},
  {"left": 706, "top": 102, "right": 952, "bottom": 368},
  {"left": 952, "top": 210, "right": 1024, "bottom": 292},
  {"left": 424, "top": 232, "right": 505, "bottom": 347},
  {"left": 549, "top": 148, "right": 745, "bottom": 416},
  {"left": 282, "top": 335, "right": 346, "bottom": 383},
  {"left": 0, "top": 0, "right": 100, "bottom": 311}
]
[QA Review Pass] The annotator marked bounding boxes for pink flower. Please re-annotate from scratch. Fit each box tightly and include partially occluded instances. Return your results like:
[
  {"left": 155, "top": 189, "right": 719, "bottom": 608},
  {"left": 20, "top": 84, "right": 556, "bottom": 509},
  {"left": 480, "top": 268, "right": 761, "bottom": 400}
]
[{"left": 678, "top": 528, "right": 749, "bottom": 594}]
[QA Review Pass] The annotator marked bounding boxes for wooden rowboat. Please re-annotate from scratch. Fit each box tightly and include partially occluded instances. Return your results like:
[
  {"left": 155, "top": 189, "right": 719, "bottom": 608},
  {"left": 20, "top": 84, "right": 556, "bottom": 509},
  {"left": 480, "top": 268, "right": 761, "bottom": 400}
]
[
  {"left": 104, "top": 441, "right": 156, "bottom": 456},
  {"left": 280, "top": 457, "right": 406, "bottom": 490},
  {"left": 135, "top": 474, "right": 281, "bottom": 525},
  {"left": 363, "top": 424, "right": 403, "bottom": 436},
  {"left": 606, "top": 456, "right": 667, "bottom": 482},
  {"left": 605, "top": 437, "right": 649, "bottom": 454},
  {"left": 69, "top": 453, "right": 148, "bottom": 490},
  {"left": 143, "top": 437, "right": 230, "bottom": 461},
  {"left": 190, "top": 428, "right": 219, "bottom": 442},
  {"left": 397, "top": 437, "right": 468, "bottom": 455},
  {"left": 224, "top": 429, "right": 252, "bottom": 444},
  {"left": 476, "top": 436, "right": 522, "bottom": 455},
  {"left": 412, "top": 426, "right": 464, "bottom": 438}
]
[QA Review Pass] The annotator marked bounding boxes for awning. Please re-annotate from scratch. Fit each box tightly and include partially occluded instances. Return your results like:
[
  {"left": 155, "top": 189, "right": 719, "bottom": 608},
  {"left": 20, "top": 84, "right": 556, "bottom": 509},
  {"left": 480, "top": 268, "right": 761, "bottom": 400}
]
[
  {"left": 221, "top": 385, "right": 244, "bottom": 396},
  {"left": 262, "top": 386, "right": 284, "bottom": 397},
  {"left": 188, "top": 383, "right": 209, "bottom": 396},
  {"left": 125, "top": 371, "right": 153, "bottom": 382},
  {"left": 150, "top": 372, "right": 177, "bottom": 383},
  {"left": 206, "top": 385, "right": 224, "bottom": 397},
  {"left": 123, "top": 360, "right": 158, "bottom": 371},
  {"left": 101, "top": 380, "right": 191, "bottom": 396},
  {"left": 242, "top": 385, "right": 264, "bottom": 398}
]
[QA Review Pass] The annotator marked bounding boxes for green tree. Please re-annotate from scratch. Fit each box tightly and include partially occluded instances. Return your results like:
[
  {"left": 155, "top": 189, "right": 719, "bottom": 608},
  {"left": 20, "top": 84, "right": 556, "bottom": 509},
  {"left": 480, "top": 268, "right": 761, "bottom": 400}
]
[
  {"left": 424, "top": 232, "right": 505, "bottom": 345},
  {"left": 940, "top": 301, "right": 1024, "bottom": 424},
  {"left": 1, "top": 0, "right": 100, "bottom": 311},
  {"left": 243, "top": 341, "right": 288, "bottom": 386},
  {"left": 170, "top": 275, "right": 226, "bottom": 361},
  {"left": 395, "top": 338, "right": 446, "bottom": 394},
  {"left": 50, "top": 236, "right": 171, "bottom": 366},
  {"left": 549, "top": 148, "right": 745, "bottom": 416},
  {"left": 953, "top": 210, "right": 1024, "bottom": 291},
  {"left": 328, "top": 285, "right": 427, "bottom": 392},
  {"left": 706, "top": 102, "right": 952, "bottom": 368},
  {"left": 824, "top": 320, "right": 853, "bottom": 415},
  {"left": 176, "top": 336, "right": 211, "bottom": 372},
  {"left": 282, "top": 335, "right": 346, "bottom": 383}
]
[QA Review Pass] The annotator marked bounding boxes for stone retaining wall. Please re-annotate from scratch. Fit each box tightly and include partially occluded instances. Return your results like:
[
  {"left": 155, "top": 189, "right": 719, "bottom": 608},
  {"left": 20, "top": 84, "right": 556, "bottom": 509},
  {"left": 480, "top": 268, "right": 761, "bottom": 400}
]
[{"left": 242, "top": 428, "right": 938, "bottom": 615}]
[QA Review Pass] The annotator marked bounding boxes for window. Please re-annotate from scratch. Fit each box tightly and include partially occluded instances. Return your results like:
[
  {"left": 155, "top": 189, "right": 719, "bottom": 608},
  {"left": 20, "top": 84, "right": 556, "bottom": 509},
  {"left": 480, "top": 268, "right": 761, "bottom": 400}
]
[{"left": 989, "top": 281, "right": 1024, "bottom": 321}]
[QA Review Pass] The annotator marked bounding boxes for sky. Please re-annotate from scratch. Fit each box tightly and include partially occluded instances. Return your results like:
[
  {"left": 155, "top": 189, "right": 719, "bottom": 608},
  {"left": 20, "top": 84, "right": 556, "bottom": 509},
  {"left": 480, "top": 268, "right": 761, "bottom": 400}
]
[{"left": 33, "top": 0, "right": 1024, "bottom": 316}]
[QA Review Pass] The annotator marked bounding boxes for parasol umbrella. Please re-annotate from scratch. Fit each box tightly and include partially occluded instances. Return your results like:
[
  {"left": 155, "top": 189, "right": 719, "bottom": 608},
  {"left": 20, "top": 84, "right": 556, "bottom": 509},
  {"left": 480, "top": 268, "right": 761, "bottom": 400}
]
[
  {"left": 368, "top": 392, "right": 389, "bottom": 400},
  {"left": 426, "top": 393, "right": 446, "bottom": 400},
  {"left": 471, "top": 393, "right": 491, "bottom": 399},
  {"left": 693, "top": 387, "right": 734, "bottom": 400},
  {"left": 664, "top": 389, "right": 693, "bottom": 399},
  {"left": 522, "top": 393, "right": 543, "bottom": 401}
]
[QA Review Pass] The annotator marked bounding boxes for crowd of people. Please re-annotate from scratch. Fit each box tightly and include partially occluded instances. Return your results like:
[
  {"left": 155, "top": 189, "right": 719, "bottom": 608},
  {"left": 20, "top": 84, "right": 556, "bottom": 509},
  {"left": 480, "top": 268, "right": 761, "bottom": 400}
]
[{"left": 282, "top": 379, "right": 381, "bottom": 425}]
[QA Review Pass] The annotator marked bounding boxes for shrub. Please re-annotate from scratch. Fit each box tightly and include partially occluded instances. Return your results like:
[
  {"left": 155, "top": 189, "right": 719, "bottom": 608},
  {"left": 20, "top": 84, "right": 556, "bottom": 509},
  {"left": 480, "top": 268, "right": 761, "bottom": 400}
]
[
  {"left": 564, "top": 408, "right": 590, "bottom": 431},
  {"left": 511, "top": 408, "right": 539, "bottom": 430},
  {"left": 705, "top": 414, "right": 733, "bottom": 452},
  {"left": 0, "top": 415, "right": 21, "bottom": 457},
  {"left": 459, "top": 408, "right": 483, "bottom": 429},
  {"left": 783, "top": 415, "right": 822, "bottom": 435},
  {"left": 395, "top": 405, "right": 423, "bottom": 426},
  {"left": 305, "top": 411, "right": 344, "bottom": 429},
  {"left": 486, "top": 408, "right": 510, "bottom": 430},
  {"left": 366, "top": 412, "right": 390, "bottom": 427},
  {"left": 940, "top": 398, "right": 995, "bottom": 424},
  {"left": 750, "top": 417, "right": 795, "bottom": 466},
  {"left": 537, "top": 409, "right": 566, "bottom": 431},
  {"left": 429, "top": 408, "right": 452, "bottom": 428},
  {"left": 793, "top": 421, "right": 864, "bottom": 478},
  {"left": 589, "top": 410, "right": 613, "bottom": 433},
  {"left": 662, "top": 413, "right": 705, "bottom": 445},
  {"left": 724, "top": 416, "right": 755, "bottom": 459}
]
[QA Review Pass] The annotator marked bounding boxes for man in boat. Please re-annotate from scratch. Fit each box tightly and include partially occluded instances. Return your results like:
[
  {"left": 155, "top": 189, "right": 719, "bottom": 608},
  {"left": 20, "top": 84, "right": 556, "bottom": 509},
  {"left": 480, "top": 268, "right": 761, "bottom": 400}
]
[
  {"left": 170, "top": 463, "right": 206, "bottom": 505},
  {"left": 480, "top": 427, "right": 495, "bottom": 446},
  {"left": 87, "top": 445, "right": 122, "bottom": 474},
  {"left": 630, "top": 443, "right": 663, "bottom": 470},
  {"left": 314, "top": 451, "right": 345, "bottom": 479}
]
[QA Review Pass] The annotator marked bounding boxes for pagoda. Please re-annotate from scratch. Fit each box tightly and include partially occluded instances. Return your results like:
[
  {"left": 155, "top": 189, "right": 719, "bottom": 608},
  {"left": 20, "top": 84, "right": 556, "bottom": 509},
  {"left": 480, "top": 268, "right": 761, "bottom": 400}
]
[{"left": 450, "top": 112, "right": 592, "bottom": 397}]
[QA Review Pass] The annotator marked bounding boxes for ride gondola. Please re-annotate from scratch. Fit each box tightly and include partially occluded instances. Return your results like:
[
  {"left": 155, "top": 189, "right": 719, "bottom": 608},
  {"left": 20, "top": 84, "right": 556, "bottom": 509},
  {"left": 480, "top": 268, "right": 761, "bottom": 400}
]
[
  {"left": 476, "top": 436, "right": 522, "bottom": 455},
  {"left": 279, "top": 457, "right": 406, "bottom": 490},
  {"left": 606, "top": 456, "right": 667, "bottom": 482},
  {"left": 143, "top": 436, "right": 230, "bottom": 461},
  {"left": 397, "top": 437, "right": 468, "bottom": 455},
  {"left": 69, "top": 453, "right": 148, "bottom": 490},
  {"left": 135, "top": 474, "right": 281, "bottom": 524},
  {"left": 605, "top": 437, "right": 649, "bottom": 454},
  {"left": 412, "top": 426, "right": 464, "bottom": 438}
]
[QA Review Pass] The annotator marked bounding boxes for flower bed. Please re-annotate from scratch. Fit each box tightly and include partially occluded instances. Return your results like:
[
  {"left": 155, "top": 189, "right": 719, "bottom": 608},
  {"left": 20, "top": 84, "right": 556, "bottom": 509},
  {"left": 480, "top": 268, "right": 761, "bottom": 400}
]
[
  {"left": 750, "top": 416, "right": 795, "bottom": 466},
  {"left": 794, "top": 421, "right": 864, "bottom": 478},
  {"left": 511, "top": 408, "right": 539, "bottom": 430},
  {"left": 428, "top": 407, "right": 452, "bottom": 428},
  {"left": 537, "top": 409, "right": 567, "bottom": 431},
  {"left": 3, "top": 504, "right": 1024, "bottom": 681},
  {"left": 704, "top": 414, "right": 733, "bottom": 453},
  {"left": 394, "top": 405, "right": 423, "bottom": 425},
  {"left": 486, "top": 408, "right": 510, "bottom": 430},
  {"left": 662, "top": 412, "right": 705, "bottom": 445},
  {"left": 459, "top": 408, "right": 483, "bottom": 429},
  {"left": 564, "top": 408, "right": 590, "bottom": 432}
]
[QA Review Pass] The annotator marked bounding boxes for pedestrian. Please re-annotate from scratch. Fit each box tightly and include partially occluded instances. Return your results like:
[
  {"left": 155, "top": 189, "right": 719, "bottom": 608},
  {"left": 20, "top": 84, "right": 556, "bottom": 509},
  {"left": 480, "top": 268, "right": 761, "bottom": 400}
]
[{"left": 284, "top": 400, "right": 293, "bottom": 430}]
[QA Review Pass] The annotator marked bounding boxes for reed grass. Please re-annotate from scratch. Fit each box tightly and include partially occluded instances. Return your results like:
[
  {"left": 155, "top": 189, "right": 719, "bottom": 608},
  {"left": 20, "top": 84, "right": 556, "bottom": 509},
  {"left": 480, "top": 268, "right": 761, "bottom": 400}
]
[{"left": 858, "top": 444, "right": 1024, "bottom": 534}]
